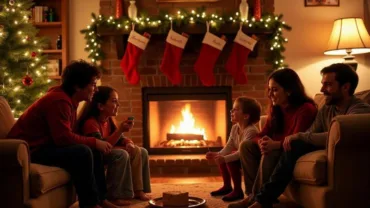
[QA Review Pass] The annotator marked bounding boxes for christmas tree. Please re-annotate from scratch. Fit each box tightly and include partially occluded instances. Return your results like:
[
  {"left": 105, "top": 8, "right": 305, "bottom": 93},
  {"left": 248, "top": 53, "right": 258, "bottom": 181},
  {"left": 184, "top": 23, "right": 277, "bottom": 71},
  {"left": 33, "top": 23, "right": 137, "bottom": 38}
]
[{"left": 0, "top": 0, "right": 51, "bottom": 117}]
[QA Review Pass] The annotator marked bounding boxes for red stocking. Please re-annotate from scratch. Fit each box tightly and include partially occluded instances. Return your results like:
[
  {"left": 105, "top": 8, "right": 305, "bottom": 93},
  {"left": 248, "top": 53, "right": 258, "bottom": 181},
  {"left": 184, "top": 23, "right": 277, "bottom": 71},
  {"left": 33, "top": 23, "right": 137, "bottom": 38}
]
[
  {"left": 120, "top": 30, "right": 150, "bottom": 85},
  {"left": 160, "top": 30, "right": 189, "bottom": 85},
  {"left": 194, "top": 28, "right": 226, "bottom": 86},
  {"left": 225, "top": 30, "right": 257, "bottom": 84}
]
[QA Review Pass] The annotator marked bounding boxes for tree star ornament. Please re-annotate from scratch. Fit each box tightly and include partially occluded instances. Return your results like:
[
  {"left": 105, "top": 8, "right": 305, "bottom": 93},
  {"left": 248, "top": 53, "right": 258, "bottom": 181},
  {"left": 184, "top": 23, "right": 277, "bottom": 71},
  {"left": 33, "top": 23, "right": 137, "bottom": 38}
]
[{"left": 22, "top": 74, "right": 34, "bottom": 86}]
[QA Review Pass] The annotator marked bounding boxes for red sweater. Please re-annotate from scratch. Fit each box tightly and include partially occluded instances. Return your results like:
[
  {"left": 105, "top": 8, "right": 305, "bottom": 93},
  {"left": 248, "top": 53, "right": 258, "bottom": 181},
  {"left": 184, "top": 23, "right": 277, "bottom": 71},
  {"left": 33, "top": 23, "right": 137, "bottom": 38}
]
[
  {"left": 7, "top": 87, "right": 96, "bottom": 149},
  {"left": 253, "top": 102, "right": 317, "bottom": 144},
  {"left": 82, "top": 117, "right": 133, "bottom": 146}
]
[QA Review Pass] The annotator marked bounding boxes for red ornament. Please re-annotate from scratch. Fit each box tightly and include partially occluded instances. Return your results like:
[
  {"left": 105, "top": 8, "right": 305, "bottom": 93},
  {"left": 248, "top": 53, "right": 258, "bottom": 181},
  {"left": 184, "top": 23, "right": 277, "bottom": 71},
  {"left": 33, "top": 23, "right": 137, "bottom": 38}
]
[
  {"left": 254, "top": 0, "right": 261, "bottom": 20},
  {"left": 26, "top": 36, "right": 30, "bottom": 41},
  {"left": 115, "top": 0, "right": 123, "bottom": 18},
  {"left": 22, "top": 74, "right": 33, "bottom": 86},
  {"left": 31, "top": 51, "right": 37, "bottom": 57}
]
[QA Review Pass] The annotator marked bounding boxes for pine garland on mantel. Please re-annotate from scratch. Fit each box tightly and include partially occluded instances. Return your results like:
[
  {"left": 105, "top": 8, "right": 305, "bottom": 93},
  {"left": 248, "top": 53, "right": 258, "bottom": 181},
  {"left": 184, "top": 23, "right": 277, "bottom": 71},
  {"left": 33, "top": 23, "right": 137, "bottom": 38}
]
[{"left": 80, "top": 7, "right": 292, "bottom": 70}]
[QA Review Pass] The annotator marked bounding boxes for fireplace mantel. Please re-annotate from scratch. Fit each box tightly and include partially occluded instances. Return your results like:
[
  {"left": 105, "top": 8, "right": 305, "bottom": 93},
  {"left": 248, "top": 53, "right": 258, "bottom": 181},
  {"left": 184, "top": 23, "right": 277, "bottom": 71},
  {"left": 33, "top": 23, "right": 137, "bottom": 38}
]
[
  {"left": 98, "top": 24, "right": 273, "bottom": 36},
  {"left": 99, "top": 24, "right": 271, "bottom": 59}
]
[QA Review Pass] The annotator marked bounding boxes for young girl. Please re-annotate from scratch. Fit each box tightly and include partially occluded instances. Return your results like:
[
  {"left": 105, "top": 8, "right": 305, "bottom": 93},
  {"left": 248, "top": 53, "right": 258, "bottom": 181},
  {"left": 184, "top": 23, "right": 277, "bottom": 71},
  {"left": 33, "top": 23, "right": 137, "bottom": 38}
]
[
  {"left": 77, "top": 86, "right": 151, "bottom": 206},
  {"left": 206, "top": 97, "right": 261, "bottom": 202}
]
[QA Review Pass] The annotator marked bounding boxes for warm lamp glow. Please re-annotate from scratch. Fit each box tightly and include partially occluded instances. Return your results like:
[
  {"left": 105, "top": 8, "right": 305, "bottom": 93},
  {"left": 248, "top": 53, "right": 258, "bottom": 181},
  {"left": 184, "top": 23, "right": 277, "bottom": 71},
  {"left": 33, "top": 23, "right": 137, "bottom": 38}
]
[{"left": 325, "top": 18, "right": 370, "bottom": 55}]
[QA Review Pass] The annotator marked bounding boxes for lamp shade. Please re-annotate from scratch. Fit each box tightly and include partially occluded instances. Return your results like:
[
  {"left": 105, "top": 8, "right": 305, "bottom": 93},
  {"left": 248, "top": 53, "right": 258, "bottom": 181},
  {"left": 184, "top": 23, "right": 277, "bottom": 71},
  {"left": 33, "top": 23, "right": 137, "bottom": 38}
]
[{"left": 324, "top": 18, "right": 370, "bottom": 55}]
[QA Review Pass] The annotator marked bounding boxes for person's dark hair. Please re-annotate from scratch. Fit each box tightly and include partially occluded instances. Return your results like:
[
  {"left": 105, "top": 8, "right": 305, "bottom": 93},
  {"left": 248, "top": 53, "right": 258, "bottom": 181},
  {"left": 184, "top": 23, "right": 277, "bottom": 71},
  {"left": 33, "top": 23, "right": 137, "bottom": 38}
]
[
  {"left": 320, "top": 63, "right": 358, "bottom": 95},
  {"left": 77, "top": 86, "right": 117, "bottom": 134},
  {"left": 235, "top": 96, "right": 261, "bottom": 125},
  {"left": 267, "top": 68, "right": 315, "bottom": 134},
  {"left": 61, "top": 60, "right": 101, "bottom": 96}
]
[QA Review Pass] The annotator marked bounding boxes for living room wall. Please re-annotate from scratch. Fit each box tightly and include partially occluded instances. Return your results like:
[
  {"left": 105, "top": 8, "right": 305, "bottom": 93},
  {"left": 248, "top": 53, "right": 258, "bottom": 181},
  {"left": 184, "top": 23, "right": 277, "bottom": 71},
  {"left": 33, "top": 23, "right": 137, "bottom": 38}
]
[
  {"left": 275, "top": 0, "right": 369, "bottom": 96},
  {"left": 69, "top": 0, "right": 370, "bottom": 97}
]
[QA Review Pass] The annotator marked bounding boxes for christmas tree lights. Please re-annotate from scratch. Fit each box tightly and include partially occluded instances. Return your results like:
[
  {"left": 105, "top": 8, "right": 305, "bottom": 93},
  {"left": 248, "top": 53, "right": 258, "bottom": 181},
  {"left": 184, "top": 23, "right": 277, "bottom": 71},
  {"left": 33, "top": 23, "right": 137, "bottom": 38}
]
[
  {"left": 0, "top": 0, "right": 51, "bottom": 117},
  {"left": 81, "top": 8, "right": 291, "bottom": 70}
]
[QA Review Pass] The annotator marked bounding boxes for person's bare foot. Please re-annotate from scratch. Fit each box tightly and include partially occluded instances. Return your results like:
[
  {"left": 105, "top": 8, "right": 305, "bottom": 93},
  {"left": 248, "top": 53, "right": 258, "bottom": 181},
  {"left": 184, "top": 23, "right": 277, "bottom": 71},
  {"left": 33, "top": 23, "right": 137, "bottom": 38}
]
[
  {"left": 134, "top": 191, "right": 151, "bottom": 201},
  {"left": 110, "top": 199, "right": 131, "bottom": 206},
  {"left": 248, "top": 202, "right": 263, "bottom": 208},
  {"left": 100, "top": 199, "right": 122, "bottom": 208},
  {"left": 227, "top": 195, "right": 252, "bottom": 208}
]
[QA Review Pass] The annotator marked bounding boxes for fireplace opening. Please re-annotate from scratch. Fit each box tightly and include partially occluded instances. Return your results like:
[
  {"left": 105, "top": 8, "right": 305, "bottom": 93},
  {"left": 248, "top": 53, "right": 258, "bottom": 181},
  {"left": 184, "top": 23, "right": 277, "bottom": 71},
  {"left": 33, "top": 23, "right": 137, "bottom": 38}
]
[{"left": 142, "top": 87, "right": 232, "bottom": 155}]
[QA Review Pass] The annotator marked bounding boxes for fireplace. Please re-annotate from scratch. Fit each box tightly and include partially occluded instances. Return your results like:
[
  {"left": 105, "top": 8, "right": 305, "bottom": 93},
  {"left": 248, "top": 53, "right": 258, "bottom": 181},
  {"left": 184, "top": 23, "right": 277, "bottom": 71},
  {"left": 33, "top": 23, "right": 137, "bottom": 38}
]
[{"left": 142, "top": 87, "right": 232, "bottom": 154}]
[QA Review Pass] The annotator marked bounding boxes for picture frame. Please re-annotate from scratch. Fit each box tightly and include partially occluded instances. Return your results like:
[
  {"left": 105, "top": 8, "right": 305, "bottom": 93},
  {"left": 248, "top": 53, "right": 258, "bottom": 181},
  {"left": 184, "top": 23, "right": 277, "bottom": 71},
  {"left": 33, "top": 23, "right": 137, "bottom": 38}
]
[
  {"left": 305, "top": 0, "right": 339, "bottom": 7},
  {"left": 156, "top": 0, "right": 220, "bottom": 2}
]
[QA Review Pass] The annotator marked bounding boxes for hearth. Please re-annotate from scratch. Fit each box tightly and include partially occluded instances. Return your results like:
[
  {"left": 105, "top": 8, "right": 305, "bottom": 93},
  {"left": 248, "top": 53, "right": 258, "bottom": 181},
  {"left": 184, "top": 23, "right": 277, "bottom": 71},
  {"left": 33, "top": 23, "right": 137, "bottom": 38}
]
[{"left": 142, "top": 87, "right": 232, "bottom": 154}]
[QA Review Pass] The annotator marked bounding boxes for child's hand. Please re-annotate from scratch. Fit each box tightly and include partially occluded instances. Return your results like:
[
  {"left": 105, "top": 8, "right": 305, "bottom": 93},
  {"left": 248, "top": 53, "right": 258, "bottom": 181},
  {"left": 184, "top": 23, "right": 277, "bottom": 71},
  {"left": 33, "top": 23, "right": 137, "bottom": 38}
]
[
  {"left": 120, "top": 120, "right": 134, "bottom": 132},
  {"left": 125, "top": 143, "right": 135, "bottom": 157},
  {"left": 214, "top": 155, "right": 226, "bottom": 165},
  {"left": 96, "top": 139, "right": 112, "bottom": 154},
  {"left": 206, "top": 152, "right": 218, "bottom": 160}
]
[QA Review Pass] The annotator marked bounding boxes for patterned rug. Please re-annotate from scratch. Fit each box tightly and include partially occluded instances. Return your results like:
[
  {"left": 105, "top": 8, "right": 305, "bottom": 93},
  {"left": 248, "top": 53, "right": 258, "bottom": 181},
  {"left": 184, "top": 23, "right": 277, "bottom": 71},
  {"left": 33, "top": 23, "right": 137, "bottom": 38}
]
[{"left": 128, "top": 182, "right": 301, "bottom": 208}]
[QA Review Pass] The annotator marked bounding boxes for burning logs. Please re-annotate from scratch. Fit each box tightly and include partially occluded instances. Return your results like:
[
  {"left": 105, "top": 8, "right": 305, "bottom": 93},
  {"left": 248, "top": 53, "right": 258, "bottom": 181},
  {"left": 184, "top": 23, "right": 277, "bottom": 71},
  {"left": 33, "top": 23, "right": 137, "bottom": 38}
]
[{"left": 166, "top": 133, "right": 204, "bottom": 141}]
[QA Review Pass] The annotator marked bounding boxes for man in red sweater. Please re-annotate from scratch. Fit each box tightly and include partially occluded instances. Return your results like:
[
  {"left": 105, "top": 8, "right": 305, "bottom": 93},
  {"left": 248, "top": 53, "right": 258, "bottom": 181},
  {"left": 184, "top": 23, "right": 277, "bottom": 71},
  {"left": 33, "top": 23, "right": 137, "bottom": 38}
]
[{"left": 7, "top": 60, "right": 116, "bottom": 208}]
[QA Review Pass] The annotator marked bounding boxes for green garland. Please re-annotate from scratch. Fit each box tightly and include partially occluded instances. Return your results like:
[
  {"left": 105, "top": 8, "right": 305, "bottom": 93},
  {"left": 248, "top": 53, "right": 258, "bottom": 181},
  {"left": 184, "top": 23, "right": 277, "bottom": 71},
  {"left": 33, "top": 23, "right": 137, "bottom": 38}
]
[{"left": 81, "top": 8, "right": 292, "bottom": 70}]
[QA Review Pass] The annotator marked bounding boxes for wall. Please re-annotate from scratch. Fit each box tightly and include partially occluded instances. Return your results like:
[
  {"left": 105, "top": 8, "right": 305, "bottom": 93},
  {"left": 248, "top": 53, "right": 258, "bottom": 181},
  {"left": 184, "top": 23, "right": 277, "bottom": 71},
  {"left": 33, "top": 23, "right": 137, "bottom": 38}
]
[
  {"left": 68, "top": 0, "right": 99, "bottom": 61},
  {"left": 69, "top": 0, "right": 370, "bottom": 96},
  {"left": 275, "top": 0, "right": 369, "bottom": 96}
]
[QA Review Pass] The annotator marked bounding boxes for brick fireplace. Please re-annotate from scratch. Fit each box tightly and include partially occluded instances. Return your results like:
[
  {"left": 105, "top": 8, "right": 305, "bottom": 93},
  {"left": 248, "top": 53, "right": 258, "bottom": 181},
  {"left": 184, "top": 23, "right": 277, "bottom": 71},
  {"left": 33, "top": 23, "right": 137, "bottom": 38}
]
[{"left": 98, "top": 0, "right": 272, "bottom": 149}]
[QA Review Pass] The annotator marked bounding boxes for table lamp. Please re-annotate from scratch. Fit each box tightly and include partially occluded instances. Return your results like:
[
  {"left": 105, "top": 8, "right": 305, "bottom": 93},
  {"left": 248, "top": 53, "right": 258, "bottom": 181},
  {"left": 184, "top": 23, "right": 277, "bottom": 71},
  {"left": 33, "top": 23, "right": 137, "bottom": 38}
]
[{"left": 324, "top": 17, "right": 370, "bottom": 70}]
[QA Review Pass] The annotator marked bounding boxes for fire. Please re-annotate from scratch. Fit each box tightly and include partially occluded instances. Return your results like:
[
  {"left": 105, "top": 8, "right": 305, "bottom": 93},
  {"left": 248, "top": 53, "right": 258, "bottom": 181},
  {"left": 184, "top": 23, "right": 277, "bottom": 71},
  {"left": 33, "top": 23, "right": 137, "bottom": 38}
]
[{"left": 170, "top": 104, "right": 207, "bottom": 140}]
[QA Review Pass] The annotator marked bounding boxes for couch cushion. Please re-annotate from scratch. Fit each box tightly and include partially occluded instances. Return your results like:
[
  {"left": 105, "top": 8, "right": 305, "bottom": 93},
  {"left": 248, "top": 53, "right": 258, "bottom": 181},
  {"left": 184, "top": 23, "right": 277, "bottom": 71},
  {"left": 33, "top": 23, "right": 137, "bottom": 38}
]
[
  {"left": 314, "top": 89, "right": 370, "bottom": 109},
  {"left": 354, "top": 90, "right": 370, "bottom": 105},
  {"left": 0, "top": 97, "right": 15, "bottom": 139},
  {"left": 30, "top": 164, "right": 71, "bottom": 197},
  {"left": 293, "top": 150, "right": 327, "bottom": 185}
]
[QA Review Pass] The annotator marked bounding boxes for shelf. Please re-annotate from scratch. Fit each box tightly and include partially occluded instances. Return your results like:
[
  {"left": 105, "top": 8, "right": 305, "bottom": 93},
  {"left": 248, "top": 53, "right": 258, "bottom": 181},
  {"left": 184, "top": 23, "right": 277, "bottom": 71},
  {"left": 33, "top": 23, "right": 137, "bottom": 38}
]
[
  {"left": 43, "top": 49, "right": 62, "bottom": 54},
  {"left": 49, "top": 75, "right": 61, "bottom": 80},
  {"left": 33, "top": 22, "right": 62, "bottom": 27}
]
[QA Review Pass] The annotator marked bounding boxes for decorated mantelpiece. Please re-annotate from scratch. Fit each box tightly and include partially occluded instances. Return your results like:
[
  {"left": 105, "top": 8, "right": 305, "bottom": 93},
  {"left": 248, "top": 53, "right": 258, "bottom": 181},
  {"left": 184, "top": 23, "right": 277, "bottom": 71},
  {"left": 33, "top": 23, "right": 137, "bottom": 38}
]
[{"left": 81, "top": 3, "right": 291, "bottom": 86}]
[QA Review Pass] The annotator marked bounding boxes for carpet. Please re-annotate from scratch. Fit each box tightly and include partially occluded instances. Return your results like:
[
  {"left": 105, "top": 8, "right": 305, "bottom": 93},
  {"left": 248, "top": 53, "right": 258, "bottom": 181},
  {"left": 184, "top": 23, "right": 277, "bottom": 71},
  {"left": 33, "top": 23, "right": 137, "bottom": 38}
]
[{"left": 128, "top": 182, "right": 301, "bottom": 208}]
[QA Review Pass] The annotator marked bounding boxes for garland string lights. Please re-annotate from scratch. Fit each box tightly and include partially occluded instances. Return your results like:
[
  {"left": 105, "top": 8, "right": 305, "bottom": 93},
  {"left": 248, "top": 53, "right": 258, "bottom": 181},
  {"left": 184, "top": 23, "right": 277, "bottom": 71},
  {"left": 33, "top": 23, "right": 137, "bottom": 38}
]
[{"left": 81, "top": 8, "right": 292, "bottom": 70}]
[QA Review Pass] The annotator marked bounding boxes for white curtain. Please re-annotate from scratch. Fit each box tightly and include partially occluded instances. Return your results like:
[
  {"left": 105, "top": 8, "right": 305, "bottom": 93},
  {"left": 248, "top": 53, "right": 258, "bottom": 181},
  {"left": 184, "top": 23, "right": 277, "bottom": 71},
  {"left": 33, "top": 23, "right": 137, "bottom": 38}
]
[{"left": 365, "top": 0, "right": 370, "bottom": 65}]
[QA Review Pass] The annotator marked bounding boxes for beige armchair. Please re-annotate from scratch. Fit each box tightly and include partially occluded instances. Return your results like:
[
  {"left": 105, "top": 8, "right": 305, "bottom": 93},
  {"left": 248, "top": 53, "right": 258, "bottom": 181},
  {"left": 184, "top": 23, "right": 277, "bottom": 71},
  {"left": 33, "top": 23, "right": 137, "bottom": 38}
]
[
  {"left": 0, "top": 97, "right": 76, "bottom": 208},
  {"left": 259, "top": 90, "right": 370, "bottom": 208}
]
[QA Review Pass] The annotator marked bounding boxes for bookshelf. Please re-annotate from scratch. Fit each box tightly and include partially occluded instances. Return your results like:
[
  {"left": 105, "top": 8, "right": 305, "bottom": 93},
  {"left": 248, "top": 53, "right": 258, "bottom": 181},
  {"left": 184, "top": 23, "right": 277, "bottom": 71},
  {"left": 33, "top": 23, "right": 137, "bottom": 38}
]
[{"left": 32, "top": 0, "right": 68, "bottom": 80}]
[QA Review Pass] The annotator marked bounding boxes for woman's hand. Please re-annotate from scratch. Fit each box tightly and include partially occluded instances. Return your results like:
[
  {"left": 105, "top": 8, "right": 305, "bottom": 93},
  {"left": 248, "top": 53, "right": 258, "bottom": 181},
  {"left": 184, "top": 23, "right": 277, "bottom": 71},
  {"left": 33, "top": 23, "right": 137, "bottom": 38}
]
[
  {"left": 283, "top": 134, "right": 299, "bottom": 152},
  {"left": 206, "top": 152, "right": 219, "bottom": 160},
  {"left": 214, "top": 155, "right": 226, "bottom": 165},
  {"left": 258, "top": 136, "right": 280, "bottom": 155},
  {"left": 120, "top": 120, "right": 134, "bottom": 132}
]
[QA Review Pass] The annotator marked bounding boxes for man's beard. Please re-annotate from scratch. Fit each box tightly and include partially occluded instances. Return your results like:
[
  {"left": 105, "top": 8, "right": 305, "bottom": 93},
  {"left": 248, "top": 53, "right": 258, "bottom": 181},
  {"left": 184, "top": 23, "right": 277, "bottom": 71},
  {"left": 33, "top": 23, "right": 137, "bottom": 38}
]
[{"left": 324, "top": 93, "right": 341, "bottom": 105}]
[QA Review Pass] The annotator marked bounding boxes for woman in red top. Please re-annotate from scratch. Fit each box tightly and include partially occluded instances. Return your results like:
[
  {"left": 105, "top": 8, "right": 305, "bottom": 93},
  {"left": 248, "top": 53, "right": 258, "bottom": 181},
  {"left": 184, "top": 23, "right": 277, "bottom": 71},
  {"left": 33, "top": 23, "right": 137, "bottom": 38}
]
[
  {"left": 77, "top": 86, "right": 151, "bottom": 206},
  {"left": 228, "top": 68, "right": 318, "bottom": 208}
]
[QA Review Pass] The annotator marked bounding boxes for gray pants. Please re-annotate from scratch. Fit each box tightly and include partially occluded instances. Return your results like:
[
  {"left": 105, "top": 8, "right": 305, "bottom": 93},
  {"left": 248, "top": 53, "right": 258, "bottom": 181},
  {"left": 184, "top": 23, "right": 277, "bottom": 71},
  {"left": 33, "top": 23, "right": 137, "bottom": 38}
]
[
  {"left": 104, "top": 146, "right": 151, "bottom": 200},
  {"left": 239, "top": 140, "right": 281, "bottom": 196}
]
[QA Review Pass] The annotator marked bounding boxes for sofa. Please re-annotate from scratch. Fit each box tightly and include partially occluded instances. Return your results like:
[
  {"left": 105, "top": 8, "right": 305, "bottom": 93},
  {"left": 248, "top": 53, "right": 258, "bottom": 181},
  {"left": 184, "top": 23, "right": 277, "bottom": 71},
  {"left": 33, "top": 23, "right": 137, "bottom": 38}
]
[
  {"left": 0, "top": 96, "right": 76, "bottom": 208},
  {"left": 259, "top": 90, "right": 370, "bottom": 208}
]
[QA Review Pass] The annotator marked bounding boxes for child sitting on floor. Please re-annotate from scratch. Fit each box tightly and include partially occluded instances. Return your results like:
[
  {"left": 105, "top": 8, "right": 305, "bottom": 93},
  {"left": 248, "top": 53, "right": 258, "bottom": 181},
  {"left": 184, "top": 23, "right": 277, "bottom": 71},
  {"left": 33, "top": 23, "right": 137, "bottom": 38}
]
[{"left": 206, "top": 96, "right": 261, "bottom": 202}]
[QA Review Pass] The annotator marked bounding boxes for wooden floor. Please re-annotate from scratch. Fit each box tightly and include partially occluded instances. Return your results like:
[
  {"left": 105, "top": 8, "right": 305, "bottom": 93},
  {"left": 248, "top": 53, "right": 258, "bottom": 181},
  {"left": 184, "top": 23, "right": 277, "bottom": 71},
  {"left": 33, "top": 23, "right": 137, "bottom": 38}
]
[{"left": 151, "top": 175, "right": 222, "bottom": 184}]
